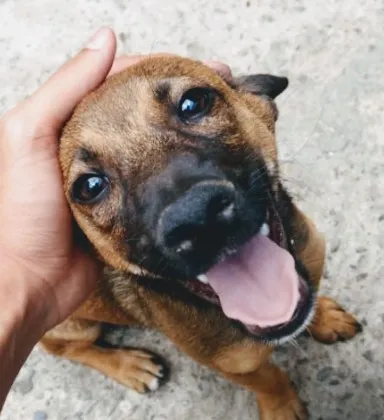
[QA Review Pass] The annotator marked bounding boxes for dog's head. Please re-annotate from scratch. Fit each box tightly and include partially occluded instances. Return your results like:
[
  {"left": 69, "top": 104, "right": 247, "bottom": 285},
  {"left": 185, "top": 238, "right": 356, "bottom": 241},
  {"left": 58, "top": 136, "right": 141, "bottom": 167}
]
[{"left": 60, "top": 56, "right": 315, "bottom": 344}]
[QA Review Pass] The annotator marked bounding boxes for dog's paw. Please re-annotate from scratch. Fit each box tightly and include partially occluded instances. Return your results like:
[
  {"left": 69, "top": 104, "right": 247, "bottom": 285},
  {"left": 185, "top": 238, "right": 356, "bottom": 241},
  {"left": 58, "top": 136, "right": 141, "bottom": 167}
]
[
  {"left": 307, "top": 296, "right": 362, "bottom": 344},
  {"left": 97, "top": 348, "right": 169, "bottom": 393},
  {"left": 258, "top": 395, "right": 308, "bottom": 420}
]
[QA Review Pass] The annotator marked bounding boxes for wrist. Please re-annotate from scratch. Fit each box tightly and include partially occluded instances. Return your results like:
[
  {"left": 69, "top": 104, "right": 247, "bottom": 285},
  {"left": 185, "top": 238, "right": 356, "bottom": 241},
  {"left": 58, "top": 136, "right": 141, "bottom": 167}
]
[
  {"left": 0, "top": 259, "right": 53, "bottom": 340},
  {"left": 0, "top": 261, "right": 50, "bottom": 410}
]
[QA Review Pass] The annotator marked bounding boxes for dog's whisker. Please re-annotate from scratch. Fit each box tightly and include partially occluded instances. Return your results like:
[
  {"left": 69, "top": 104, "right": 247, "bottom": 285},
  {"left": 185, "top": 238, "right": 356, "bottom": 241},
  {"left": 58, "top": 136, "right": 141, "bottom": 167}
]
[
  {"left": 288, "top": 339, "right": 309, "bottom": 359},
  {"left": 278, "top": 173, "right": 323, "bottom": 200},
  {"left": 305, "top": 327, "right": 314, "bottom": 341},
  {"left": 124, "top": 237, "right": 142, "bottom": 244},
  {"left": 135, "top": 254, "right": 149, "bottom": 271},
  {"left": 154, "top": 257, "right": 169, "bottom": 275},
  {"left": 301, "top": 257, "right": 325, "bottom": 265}
]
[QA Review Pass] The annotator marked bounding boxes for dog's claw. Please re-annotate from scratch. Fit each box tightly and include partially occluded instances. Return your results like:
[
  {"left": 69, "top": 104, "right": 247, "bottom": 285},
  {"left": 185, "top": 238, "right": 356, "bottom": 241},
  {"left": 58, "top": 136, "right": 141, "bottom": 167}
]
[
  {"left": 93, "top": 339, "right": 170, "bottom": 394},
  {"left": 355, "top": 321, "right": 364, "bottom": 334}
]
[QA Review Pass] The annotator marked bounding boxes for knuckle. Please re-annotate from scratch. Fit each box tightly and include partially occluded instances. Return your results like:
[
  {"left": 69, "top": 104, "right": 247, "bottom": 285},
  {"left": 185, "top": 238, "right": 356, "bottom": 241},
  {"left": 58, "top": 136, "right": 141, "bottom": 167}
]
[
  {"left": 0, "top": 109, "right": 27, "bottom": 140},
  {"left": 0, "top": 105, "right": 51, "bottom": 147}
]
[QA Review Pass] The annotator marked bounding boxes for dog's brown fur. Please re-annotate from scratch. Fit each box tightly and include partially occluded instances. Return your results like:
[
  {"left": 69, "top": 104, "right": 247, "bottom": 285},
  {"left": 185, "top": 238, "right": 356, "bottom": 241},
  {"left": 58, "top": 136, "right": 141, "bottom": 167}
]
[{"left": 41, "top": 56, "right": 361, "bottom": 419}]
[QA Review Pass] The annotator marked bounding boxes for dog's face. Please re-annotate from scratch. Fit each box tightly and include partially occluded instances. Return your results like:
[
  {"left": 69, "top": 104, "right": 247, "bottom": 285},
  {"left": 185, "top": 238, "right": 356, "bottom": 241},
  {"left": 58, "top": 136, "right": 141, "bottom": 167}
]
[{"left": 60, "top": 56, "right": 315, "bottom": 344}]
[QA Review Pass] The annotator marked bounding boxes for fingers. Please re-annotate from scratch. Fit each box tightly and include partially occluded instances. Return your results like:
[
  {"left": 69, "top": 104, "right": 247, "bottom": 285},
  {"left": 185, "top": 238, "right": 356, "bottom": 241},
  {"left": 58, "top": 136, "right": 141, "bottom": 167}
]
[
  {"left": 25, "top": 27, "right": 117, "bottom": 130},
  {"left": 203, "top": 60, "right": 233, "bottom": 82}
]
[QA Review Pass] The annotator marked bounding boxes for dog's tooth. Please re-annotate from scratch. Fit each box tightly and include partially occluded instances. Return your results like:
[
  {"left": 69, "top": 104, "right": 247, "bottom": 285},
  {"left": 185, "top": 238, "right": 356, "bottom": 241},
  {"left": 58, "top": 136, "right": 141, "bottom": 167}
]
[
  {"left": 260, "top": 222, "right": 270, "bottom": 237},
  {"left": 197, "top": 274, "right": 209, "bottom": 284}
]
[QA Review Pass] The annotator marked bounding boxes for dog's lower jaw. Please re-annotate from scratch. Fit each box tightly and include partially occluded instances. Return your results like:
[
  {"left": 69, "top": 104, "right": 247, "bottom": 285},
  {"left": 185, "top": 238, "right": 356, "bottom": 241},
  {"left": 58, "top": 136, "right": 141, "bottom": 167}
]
[
  {"left": 261, "top": 299, "right": 316, "bottom": 347},
  {"left": 255, "top": 271, "right": 317, "bottom": 346}
]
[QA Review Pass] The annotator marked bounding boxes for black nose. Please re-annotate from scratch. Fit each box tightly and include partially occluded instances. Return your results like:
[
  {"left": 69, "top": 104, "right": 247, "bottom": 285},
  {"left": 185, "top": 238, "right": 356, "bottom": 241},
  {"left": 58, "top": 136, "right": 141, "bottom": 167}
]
[{"left": 157, "top": 181, "right": 236, "bottom": 256}]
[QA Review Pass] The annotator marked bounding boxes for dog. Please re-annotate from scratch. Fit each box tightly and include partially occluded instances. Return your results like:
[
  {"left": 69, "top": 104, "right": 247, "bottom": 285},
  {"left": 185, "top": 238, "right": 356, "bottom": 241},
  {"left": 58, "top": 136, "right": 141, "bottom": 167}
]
[{"left": 41, "top": 56, "right": 362, "bottom": 420}]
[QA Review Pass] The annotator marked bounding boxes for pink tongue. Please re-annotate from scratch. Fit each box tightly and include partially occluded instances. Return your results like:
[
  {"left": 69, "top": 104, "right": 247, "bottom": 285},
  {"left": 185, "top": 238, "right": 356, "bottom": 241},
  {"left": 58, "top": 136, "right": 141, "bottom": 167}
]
[{"left": 206, "top": 234, "right": 300, "bottom": 328}]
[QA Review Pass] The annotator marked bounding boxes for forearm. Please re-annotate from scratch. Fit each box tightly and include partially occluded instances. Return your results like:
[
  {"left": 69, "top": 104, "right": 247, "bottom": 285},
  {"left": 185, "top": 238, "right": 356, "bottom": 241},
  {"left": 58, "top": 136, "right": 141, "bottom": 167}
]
[{"left": 0, "top": 266, "right": 48, "bottom": 411}]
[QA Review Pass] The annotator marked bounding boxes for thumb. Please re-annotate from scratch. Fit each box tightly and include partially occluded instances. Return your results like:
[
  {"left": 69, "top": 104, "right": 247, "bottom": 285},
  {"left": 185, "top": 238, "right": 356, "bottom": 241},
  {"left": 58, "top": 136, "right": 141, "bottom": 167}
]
[{"left": 25, "top": 27, "right": 117, "bottom": 131}]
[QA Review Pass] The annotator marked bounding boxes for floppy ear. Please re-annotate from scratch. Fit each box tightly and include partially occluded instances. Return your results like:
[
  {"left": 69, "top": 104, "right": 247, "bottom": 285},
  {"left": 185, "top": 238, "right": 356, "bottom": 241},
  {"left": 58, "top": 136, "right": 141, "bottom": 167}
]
[{"left": 232, "top": 74, "right": 289, "bottom": 100}]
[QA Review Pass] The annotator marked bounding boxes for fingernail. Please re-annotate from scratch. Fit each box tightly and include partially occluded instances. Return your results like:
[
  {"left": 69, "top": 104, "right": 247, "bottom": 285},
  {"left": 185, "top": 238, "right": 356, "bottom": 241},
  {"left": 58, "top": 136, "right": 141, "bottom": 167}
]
[{"left": 85, "top": 27, "right": 110, "bottom": 50}]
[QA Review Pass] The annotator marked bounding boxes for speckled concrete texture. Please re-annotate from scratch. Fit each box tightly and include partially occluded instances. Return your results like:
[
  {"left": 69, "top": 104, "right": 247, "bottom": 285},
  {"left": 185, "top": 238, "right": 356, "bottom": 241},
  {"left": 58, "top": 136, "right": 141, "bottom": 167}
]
[{"left": 1, "top": 1, "right": 383, "bottom": 419}]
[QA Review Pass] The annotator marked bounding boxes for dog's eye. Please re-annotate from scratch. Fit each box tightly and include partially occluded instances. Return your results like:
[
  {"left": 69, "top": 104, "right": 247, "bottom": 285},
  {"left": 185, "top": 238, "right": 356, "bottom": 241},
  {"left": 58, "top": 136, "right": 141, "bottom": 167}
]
[
  {"left": 178, "top": 88, "right": 214, "bottom": 122},
  {"left": 72, "top": 174, "right": 110, "bottom": 204}
]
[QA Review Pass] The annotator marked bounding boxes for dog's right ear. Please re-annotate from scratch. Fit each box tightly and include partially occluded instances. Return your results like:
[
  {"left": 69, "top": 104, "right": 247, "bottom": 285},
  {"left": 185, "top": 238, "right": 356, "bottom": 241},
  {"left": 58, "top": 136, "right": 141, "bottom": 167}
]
[{"left": 231, "top": 74, "right": 289, "bottom": 100}]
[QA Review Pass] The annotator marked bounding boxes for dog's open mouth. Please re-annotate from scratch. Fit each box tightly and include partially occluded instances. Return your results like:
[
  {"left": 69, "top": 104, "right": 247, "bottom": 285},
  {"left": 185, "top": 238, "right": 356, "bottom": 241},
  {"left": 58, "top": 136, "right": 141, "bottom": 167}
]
[{"left": 184, "top": 203, "right": 314, "bottom": 343}]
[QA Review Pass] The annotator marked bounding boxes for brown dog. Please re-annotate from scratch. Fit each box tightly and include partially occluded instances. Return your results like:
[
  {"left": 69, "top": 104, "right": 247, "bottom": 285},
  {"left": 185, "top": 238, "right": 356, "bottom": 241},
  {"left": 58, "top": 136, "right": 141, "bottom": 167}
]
[{"left": 41, "top": 56, "right": 361, "bottom": 420}]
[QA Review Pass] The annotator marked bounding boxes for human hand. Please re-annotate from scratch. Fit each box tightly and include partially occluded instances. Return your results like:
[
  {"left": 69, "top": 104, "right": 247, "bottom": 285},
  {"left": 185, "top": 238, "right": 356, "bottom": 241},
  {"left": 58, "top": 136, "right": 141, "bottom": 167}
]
[
  {"left": 0, "top": 27, "right": 233, "bottom": 337},
  {"left": 0, "top": 28, "right": 123, "bottom": 335}
]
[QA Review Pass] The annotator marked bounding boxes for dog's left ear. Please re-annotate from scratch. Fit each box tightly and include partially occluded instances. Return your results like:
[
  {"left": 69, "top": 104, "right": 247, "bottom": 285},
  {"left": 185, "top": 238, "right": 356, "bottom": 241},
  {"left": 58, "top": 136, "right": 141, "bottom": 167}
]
[{"left": 231, "top": 74, "right": 289, "bottom": 100}]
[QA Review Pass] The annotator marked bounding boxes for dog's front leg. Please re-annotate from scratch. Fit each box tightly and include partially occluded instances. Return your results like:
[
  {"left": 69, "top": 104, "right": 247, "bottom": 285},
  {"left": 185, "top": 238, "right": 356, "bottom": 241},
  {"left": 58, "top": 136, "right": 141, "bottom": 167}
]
[
  {"left": 40, "top": 316, "right": 169, "bottom": 394},
  {"left": 212, "top": 345, "right": 308, "bottom": 420}
]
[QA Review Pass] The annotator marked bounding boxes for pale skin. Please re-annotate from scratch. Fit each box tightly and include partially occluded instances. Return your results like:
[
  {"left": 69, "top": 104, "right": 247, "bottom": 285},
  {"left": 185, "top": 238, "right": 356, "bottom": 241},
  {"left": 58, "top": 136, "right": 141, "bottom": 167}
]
[{"left": 0, "top": 27, "right": 232, "bottom": 411}]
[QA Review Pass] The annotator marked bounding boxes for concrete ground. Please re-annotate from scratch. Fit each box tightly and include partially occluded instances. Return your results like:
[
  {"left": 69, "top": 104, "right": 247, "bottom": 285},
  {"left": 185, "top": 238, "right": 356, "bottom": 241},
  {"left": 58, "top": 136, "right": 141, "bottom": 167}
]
[{"left": 1, "top": 0, "right": 383, "bottom": 419}]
